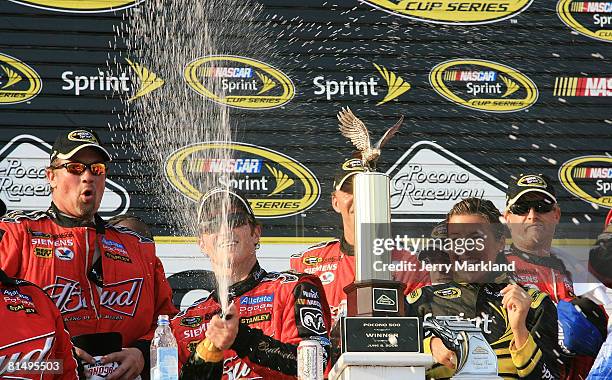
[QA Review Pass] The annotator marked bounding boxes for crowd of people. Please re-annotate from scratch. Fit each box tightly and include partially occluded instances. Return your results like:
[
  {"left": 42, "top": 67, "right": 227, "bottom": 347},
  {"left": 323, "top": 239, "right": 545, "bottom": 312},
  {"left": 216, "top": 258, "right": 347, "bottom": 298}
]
[{"left": 0, "top": 127, "right": 610, "bottom": 380}]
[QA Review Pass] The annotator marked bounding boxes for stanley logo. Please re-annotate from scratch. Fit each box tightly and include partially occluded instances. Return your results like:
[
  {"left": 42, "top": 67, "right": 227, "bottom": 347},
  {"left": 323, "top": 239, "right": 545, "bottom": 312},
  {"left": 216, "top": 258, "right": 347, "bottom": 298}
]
[
  {"left": 429, "top": 59, "right": 538, "bottom": 113},
  {"left": 559, "top": 156, "right": 612, "bottom": 208},
  {"left": 9, "top": 0, "right": 142, "bottom": 13},
  {"left": 557, "top": 0, "right": 612, "bottom": 42},
  {"left": 165, "top": 142, "right": 320, "bottom": 218},
  {"left": 554, "top": 77, "right": 612, "bottom": 97},
  {"left": 361, "top": 0, "right": 533, "bottom": 24},
  {"left": 313, "top": 63, "right": 410, "bottom": 105},
  {"left": 0, "top": 52, "right": 42, "bottom": 105},
  {"left": 184, "top": 55, "right": 295, "bottom": 110}
]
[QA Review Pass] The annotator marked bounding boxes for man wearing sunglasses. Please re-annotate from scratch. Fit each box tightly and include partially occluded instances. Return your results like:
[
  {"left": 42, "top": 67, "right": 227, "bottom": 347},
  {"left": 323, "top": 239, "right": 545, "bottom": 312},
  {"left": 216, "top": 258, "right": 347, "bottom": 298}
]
[
  {"left": 171, "top": 187, "right": 331, "bottom": 380},
  {"left": 0, "top": 129, "right": 177, "bottom": 380},
  {"left": 503, "top": 173, "right": 609, "bottom": 380}
]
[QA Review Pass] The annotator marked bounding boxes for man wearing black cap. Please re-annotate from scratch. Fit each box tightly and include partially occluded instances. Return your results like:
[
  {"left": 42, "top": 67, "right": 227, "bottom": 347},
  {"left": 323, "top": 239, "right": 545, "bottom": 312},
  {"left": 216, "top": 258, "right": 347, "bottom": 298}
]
[
  {"left": 170, "top": 187, "right": 331, "bottom": 380},
  {"left": 290, "top": 158, "right": 429, "bottom": 322},
  {"left": 0, "top": 129, "right": 177, "bottom": 380},
  {"left": 503, "top": 173, "right": 608, "bottom": 380}
]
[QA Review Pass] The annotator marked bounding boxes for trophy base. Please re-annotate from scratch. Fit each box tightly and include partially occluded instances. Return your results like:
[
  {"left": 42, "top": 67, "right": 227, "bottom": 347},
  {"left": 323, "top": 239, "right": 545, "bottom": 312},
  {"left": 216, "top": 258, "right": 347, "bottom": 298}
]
[
  {"left": 344, "top": 279, "right": 406, "bottom": 316},
  {"left": 451, "top": 376, "right": 503, "bottom": 380}
]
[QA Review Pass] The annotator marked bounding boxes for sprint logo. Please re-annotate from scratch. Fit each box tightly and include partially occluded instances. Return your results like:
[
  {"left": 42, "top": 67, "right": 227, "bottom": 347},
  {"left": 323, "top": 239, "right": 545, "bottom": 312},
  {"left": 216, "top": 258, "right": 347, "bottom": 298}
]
[
  {"left": 0, "top": 52, "right": 42, "bottom": 104},
  {"left": 61, "top": 59, "right": 163, "bottom": 101},
  {"left": 313, "top": 63, "right": 411, "bottom": 105}
]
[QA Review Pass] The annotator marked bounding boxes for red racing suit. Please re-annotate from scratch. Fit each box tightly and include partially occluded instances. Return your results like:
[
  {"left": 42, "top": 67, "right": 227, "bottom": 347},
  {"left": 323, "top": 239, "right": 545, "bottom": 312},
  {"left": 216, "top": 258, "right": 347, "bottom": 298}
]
[
  {"left": 0, "top": 204, "right": 178, "bottom": 371},
  {"left": 290, "top": 237, "right": 430, "bottom": 321},
  {"left": 0, "top": 268, "right": 79, "bottom": 380},
  {"left": 171, "top": 262, "right": 332, "bottom": 380}
]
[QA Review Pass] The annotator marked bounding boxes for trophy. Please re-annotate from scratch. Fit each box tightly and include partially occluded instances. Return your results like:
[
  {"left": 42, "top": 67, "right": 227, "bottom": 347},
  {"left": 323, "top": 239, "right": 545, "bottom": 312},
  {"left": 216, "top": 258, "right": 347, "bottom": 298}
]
[
  {"left": 334, "top": 108, "right": 423, "bottom": 355},
  {"left": 424, "top": 317, "right": 501, "bottom": 379}
]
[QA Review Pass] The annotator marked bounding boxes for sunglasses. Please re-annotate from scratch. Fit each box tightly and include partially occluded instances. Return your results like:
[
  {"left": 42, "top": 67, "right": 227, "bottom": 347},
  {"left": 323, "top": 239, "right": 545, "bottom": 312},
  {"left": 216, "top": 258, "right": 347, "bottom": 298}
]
[
  {"left": 199, "top": 212, "right": 251, "bottom": 234},
  {"left": 51, "top": 162, "right": 108, "bottom": 176},
  {"left": 509, "top": 200, "right": 555, "bottom": 215}
]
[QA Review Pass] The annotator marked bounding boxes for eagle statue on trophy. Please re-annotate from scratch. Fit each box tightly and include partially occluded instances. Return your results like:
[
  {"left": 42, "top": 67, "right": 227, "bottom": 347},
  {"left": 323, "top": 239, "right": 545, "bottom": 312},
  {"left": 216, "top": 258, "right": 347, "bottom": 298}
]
[{"left": 337, "top": 107, "right": 404, "bottom": 171}]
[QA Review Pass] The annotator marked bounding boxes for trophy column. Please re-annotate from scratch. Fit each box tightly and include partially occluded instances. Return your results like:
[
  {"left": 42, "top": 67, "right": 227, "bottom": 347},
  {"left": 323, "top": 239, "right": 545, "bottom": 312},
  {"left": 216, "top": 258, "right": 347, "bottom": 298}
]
[{"left": 330, "top": 171, "right": 433, "bottom": 380}]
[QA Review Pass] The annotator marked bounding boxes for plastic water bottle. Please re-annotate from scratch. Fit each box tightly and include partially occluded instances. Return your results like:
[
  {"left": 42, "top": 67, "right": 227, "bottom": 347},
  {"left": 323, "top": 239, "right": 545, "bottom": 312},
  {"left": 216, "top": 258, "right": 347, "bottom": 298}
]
[{"left": 150, "top": 315, "right": 178, "bottom": 380}]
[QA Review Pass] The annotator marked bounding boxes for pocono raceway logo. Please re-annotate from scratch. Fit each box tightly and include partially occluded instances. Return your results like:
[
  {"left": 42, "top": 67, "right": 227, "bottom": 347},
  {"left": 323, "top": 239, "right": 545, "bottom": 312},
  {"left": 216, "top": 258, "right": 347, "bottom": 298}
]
[
  {"left": 554, "top": 76, "right": 612, "bottom": 96},
  {"left": 557, "top": 0, "right": 612, "bottom": 42},
  {"left": 8, "top": 0, "right": 142, "bottom": 13},
  {"left": 165, "top": 142, "right": 320, "bottom": 218},
  {"left": 429, "top": 59, "right": 538, "bottom": 113},
  {"left": 0, "top": 135, "right": 130, "bottom": 217},
  {"left": 313, "top": 63, "right": 411, "bottom": 105},
  {"left": 184, "top": 55, "right": 295, "bottom": 110},
  {"left": 61, "top": 59, "right": 164, "bottom": 101},
  {"left": 559, "top": 156, "right": 612, "bottom": 208},
  {"left": 0, "top": 52, "right": 42, "bottom": 105},
  {"left": 360, "top": 0, "right": 534, "bottom": 24},
  {"left": 386, "top": 141, "right": 507, "bottom": 222}
]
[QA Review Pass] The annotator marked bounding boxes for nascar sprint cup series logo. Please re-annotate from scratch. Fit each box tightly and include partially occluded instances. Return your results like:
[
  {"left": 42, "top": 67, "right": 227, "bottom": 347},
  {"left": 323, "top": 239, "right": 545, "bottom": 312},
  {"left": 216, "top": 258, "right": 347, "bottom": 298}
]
[
  {"left": 557, "top": 0, "right": 612, "bottom": 42},
  {"left": 184, "top": 55, "right": 295, "bottom": 110},
  {"left": 360, "top": 0, "right": 534, "bottom": 24},
  {"left": 429, "top": 59, "right": 538, "bottom": 113},
  {"left": 559, "top": 156, "right": 612, "bottom": 208},
  {"left": 8, "top": 0, "right": 142, "bottom": 13},
  {"left": 165, "top": 142, "right": 320, "bottom": 218},
  {"left": 0, "top": 52, "right": 42, "bottom": 105}
]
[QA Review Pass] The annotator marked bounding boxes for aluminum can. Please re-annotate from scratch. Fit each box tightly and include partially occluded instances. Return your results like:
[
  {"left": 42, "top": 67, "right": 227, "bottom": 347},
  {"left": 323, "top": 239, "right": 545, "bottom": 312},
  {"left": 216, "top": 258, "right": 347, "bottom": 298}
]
[{"left": 297, "top": 340, "right": 324, "bottom": 380}]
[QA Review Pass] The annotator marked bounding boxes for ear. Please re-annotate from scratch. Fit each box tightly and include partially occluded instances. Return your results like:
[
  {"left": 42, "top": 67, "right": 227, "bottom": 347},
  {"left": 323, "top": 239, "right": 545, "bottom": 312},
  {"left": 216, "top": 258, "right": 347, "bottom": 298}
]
[
  {"left": 252, "top": 224, "right": 262, "bottom": 242},
  {"left": 46, "top": 167, "right": 57, "bottom": 189},
  {"left": 197, "top": 236, "right": 209, "bottom": 257},
  {"left": 502, "top": 210, "right": 510, "bottom": 223},
  {"left": 553, "top": 205, "right": 561, "bottom": 222},
  {"left": 331, "top": 192, "right": 341, "bottom": 213}
]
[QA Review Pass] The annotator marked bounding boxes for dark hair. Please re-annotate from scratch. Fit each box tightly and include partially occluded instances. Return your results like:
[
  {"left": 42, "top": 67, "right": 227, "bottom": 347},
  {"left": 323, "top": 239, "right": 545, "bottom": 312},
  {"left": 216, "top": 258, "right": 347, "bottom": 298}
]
[
  {"left": 107, "top": 214, "right": 153, "bottom": 239},
  {"left": 446, "top": 198, "right": 505, "bottom": 239}
]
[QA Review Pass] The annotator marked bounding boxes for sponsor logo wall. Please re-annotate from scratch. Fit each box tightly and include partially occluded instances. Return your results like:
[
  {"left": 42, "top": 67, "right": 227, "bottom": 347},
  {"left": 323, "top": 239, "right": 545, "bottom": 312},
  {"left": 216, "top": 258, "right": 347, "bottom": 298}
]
[{"left": 0, "top": 1, "right": 610, "bottom": 272}]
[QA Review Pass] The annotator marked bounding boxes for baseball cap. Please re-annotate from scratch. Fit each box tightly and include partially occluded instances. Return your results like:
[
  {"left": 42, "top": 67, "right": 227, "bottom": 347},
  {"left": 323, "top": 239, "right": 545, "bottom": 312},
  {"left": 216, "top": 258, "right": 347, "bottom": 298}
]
[
  {"left": 333, "top": 158, "right": 366, "bottom": 192},
  {"left": 505, "top": 173, "right": 557, "bottom": 208},
  {"left": 197, "top": 187, "right": 256, "bottom": 225},
  {"left": 0, "top": 199, "right": 6, "bottom": 217},
  {"left": 50, "top": 129, "right": 112, "bottom": 163}
]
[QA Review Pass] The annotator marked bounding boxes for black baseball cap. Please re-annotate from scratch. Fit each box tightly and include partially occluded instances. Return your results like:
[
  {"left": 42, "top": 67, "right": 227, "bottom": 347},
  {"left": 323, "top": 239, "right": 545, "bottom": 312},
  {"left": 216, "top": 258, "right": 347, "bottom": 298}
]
[
  {"left": 50, "top": 129, "right": 112, "bottom": 163},
  {"left": 333, "top": 158, "right": 366, "bottom": 192},
  {"left": 197, "top": 187, "right": 256, "bottom": 225},
  {"left": 506, "top": 173, "right": 557, "bottom": 209}
]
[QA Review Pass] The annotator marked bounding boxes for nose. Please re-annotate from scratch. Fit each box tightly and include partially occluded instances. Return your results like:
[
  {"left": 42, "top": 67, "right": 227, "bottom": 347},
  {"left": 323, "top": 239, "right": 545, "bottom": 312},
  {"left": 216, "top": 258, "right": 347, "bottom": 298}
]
[{"left": 526, "top": 206, "right": 538, "bottom": 220}]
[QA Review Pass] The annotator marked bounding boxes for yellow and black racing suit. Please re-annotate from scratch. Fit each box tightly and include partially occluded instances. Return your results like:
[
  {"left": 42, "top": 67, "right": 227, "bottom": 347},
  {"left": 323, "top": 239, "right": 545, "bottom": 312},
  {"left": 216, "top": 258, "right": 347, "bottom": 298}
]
[{"left": 405, "top": 280, "right": 560, "bottom": 379}]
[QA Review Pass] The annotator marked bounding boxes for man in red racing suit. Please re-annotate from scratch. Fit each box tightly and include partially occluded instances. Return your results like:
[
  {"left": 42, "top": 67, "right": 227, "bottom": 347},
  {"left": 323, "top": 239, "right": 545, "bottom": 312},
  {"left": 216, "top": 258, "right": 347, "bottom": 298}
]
[
  {"left": 0, "top": 267, "right": 79, "bottom": 380},
  {"left": 171, "top": 187, "right": 331, "bottom": 380},
  {"left": 0, "top": 129, "right": 177, "bottom": 379},
  {"left": 171, "top": 263, "right": 331, "bottom": 380}
]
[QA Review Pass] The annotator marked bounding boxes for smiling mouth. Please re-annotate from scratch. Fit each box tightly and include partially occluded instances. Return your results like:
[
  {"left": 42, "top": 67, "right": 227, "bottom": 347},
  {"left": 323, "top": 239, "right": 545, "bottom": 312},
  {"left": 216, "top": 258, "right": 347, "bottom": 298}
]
[{"left": 218, "top": 241, "right": 238, "bottom": 248}]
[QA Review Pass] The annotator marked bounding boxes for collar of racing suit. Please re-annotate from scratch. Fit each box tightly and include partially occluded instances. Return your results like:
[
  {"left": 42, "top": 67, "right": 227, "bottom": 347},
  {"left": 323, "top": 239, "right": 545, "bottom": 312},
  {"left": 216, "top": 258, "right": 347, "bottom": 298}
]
[
  {"left": 340, "top": 235, "right": 354, "bottom": 256},
  {"left": 0, "top": 268, "right": 16, "bottom": 285},
  {"left": 508, "top": 244, "right": 568, "bottom": 273},
  {"left": 47, "top": 202, "right": 106, "bottom": 234},
  {"left": 213, "top": 261, "right": 268, "bottom": 302}
]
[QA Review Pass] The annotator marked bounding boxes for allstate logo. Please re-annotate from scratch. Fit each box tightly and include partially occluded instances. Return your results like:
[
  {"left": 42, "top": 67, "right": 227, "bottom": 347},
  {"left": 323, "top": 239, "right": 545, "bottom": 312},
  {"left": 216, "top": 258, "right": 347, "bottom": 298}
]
[
  {"left": 429, "top": 59, "right": 538, "bottom": 113},
  {"left": 165, "top": 142, "right": 320, "bottom": 218},
  {"left": 558, "top": 156, "right": 612, "bottom": 208},
  {"left": 361, "top": 0, "right": 533, "bottom": 25},
  {"left": 557, "top": 0, "right": 612, "bottom": 42},
  {"left": 0, "top": 52, "right": 42, "bottom": 105},
  {"left": 184, "top": 55, "right": 295, "bottom": 110},
  {"left": 9, "top": 0, "right": 142, "bottom": 13}
]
